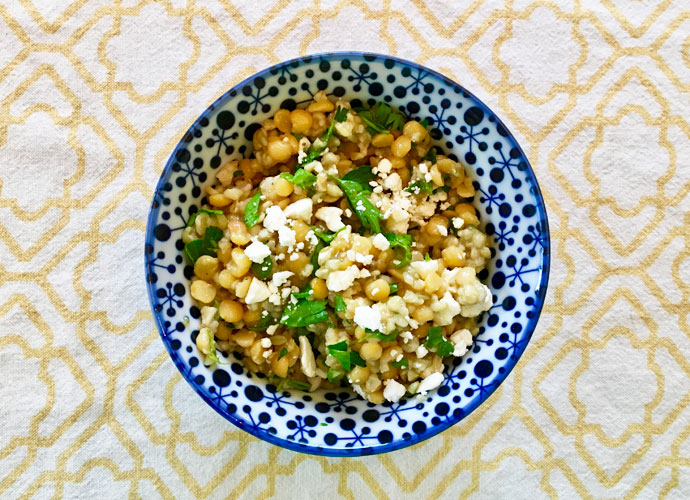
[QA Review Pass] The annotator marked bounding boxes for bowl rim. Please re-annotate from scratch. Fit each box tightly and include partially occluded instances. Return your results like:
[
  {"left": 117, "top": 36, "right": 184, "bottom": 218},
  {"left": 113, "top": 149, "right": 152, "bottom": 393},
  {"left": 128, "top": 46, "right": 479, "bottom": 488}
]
[{"left": 145, "top": 51, "right": 551, "bottom": 456}]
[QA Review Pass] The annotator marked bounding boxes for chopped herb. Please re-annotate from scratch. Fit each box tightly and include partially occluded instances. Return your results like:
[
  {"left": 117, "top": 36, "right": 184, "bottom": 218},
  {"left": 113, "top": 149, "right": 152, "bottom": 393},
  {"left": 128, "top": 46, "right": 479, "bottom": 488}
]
[
  {"left": 250, "top": 255, "right": 273, "bottom": 280},
  {"left": 385, "top": 233, "right": 413, "bottom": 268},
  {"left": 406, "top": 179, "right": 434, "bottom": 196},
  {"left": 362, "top": 329, "right": 398, "bottom": 341},
  {"left": 334, "top": 296, "right": 347, "bottom": 314},
  {"left": 280, "top": 168, "right": 317, "bottom": 189},
  {"left": 327, "top": 367, "right": 345, "bottom": 383},
  {"left": 354, "top": 102, "right": 406, "bottom": 135},
  {"left": 233, "top": 170, "right": 244, "bottom": 178},
  {"left": 184, "top": 226, "right": 223, "bottom": 263},
  {"left": 186, "top": 208, "right": 223, "bottom": 228},
  {"left": 331, "top": 174, "right": 383, "bottom": 233},
  {"left": 243, "top": 191, "right": 261, "bottom": 228},
  {"left": 327, "top": 341, "right": 366, "bottom": 371},
  {"left": 278, "top": 347, "right": 288, "bottom": 360},
  {"left": 292, "top": 132, "right": 304, "bottom": 140},
  {"left": 423, "top": 146, "right": 437, "bottom": 164},
  {"left": 310, "top": 239, "right": 324, "bottom": 273},
  {"left": 439, "top": 185, "right": 451, "bottom": 193},
  {"left": 280, "top": 298, "right": 328, "bottom": 327},
  {"left": 424, "top": 252, "right": 431, "bottom": 261},
  {"left": 341, "top": 165, "right": 376, "bottom": 190},
  {"left": 292, "top": 285, "right": 313, "bottom": 299},
  {"left": 425, "top": 326, "right": 454, "bottom": 357},
  {"left": 298, "top": 106, "right": 348, "bottom": 167},
  {"left": 200, "top": 328, "right": 220, "bottom": 365},
  {"left": 248, "top": 312, "right": 277, "bottom": 331},
  {"left": 287, "top": 379, "right": 310, "bottom": 391},
  {"left": 392, "top": 357, "right": 409, "bottom": 369},
  {"left": 312, "top": 226, "right": 344, "bottom": 243},
  {"left": 420, "top": 119, "right": 429, "bottom": 128},
  {"left": 389, "top": 283, "right": 399, "bottom": 295}
]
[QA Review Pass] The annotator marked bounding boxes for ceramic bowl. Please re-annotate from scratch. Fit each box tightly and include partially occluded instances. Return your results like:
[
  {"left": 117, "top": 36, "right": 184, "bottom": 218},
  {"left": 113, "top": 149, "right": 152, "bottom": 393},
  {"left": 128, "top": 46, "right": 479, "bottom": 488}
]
[{"left": 145, "top": 52, "right": 550, "bottom": 456}]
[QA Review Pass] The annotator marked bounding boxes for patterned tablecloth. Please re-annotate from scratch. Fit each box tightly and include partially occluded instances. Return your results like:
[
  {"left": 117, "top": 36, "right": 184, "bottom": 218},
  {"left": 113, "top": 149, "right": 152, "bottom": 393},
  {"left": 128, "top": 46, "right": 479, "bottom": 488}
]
[{"left": 2, "top": 1, "right": 690, "bottom": 498}]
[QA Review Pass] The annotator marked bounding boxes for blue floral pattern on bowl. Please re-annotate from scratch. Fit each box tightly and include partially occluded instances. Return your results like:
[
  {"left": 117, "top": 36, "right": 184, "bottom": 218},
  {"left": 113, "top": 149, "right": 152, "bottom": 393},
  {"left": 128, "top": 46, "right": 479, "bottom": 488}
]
[{"left": 145, "top": 52, "right": 550, "bottom": 456}]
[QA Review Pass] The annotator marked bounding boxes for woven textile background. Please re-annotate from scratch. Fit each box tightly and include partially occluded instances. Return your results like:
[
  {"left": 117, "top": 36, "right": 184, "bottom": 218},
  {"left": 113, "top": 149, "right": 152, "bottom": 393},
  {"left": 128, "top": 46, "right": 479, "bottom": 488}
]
[{"left": 1, "top": 0, "right": 690, "bottom": 498}]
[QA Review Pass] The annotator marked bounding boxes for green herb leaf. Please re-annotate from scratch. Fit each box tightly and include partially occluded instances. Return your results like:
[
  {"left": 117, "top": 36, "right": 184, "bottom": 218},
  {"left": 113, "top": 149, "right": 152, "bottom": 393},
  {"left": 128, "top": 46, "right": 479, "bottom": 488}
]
[
  {"left": 292, "top": 132, "right": 304, "bottom": 140},
  {"left": 287, "top": 379, "right": 310, "bottom": 391},
  {"left": 200, "top": 328, "right": 220, "bottom": 365},
  {"left": 298, "top": 106, "right": 348, "bottom": 167},
  {"left": 312, "top": 226, "right": 344, "bottom": 243},
  {"left": 278, "top": 347, "right": 288, "bottom": 360},
  {"left": 420, "top": 119, "right": 429, "bottom": 129},
  {"left": 233, "top": 170, "right": 244, "bottom": 178},
  {"left": 423, "top": 146, "right": 437, "bottom": 164},
  {"left": 292, "top": 285, "right": 313, "bottom": 299},
  {"left": 406, "top": 179, "right": 434, "bottom": 196},
  {"left": 327, "top": 341, "right": 366, "bottom": 371},
  {"left": 341, "top": 165, "right": 376, "bottom": 190},
  {"left": 334, "top": 296, "right": 347, "bottom": 314},
  {"left": 187, "top": 208, "right": 223, "bottom": 228},
  {"left": 184, "top": 226, "right": 223, "bottom": 263},
  {"left": 385, "top": 233, "right": 413, "bottom": 268},
  {"left": 243, "top": 191, "right": 262, "bottom": 228},
  {"left": 392, "top": 357, "right": 409, "bottom": 369},
  {"left": 251, "top": 255, "right": 273, "bottom": 280},
  {"left": 389, "top": 283, "right": 399, "bottom": 295},
  {"left": 327, "top": 367, "right": 345, "bottom": 383},
  {"left": 424, "top": 252, "right": 431, "bottom": 261},
  {"left": 355, "top": 102, "right": 406, "bottom": 135},
  {"left": 280, "top": 298, "right": 328, "bottom": 327},
  {"left": 425, "top": 326, "right": 454, "bottom": 357},
  {"left": 310, "top": 239, "right": 324, "bottom": 273},
  {"left": 280, "top": 169, "right": 317, "bottom": 189},
  {"left": 363, "top": 329, "right": 398, "bottom": 341},
  {"left": 331, "top": 175, "right": 383, "bottom": 233}
]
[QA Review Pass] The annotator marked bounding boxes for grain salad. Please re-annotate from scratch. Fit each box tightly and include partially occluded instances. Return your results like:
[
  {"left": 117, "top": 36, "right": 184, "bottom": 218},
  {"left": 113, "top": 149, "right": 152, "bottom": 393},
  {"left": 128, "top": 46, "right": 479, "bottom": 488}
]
[{"left": 182, "top": 91, "right": 493, "bottom": 404}]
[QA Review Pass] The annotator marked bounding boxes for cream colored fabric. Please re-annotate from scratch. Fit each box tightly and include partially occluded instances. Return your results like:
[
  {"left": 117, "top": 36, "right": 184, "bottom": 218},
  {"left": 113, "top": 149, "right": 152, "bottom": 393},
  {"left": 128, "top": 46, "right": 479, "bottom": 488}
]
[{"left": 1, "top": 1, "right": 690, "bottom": 498}]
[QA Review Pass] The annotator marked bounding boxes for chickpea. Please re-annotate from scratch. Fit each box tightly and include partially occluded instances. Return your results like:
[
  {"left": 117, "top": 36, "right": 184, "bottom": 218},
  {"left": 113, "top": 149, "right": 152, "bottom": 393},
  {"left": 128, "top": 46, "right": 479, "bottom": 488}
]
[
  {"left": 425, "top": 215, "right": 449, "bottom": 237},
  {"left": 194, "top": 255, "right": 219, "bottom": 280},
  {"left": 402, "top": 120, "right": 428, "bottom": 143},
  {"left": 217, "top": 268, "right": 235, "bottom": 289},
  {"left": 274, "top": 176, "right": 294, "bottom": 197},
  {"left": 284, "top": 252, "right": 309, "bottom": 275},
  {"left": 307, "top": 98, "right": 334, "bottom": 113},
  {"left": 219, "top": 299, "right": 244, "bottom": 323},
  {"left": 310, "top": 278, "right": 328, "bottom": 300},
  {"left": 424, "top": 273, "right": 444, "bottom": 294},
  {"left": 391, "top": 135, "right": 412, "bottom": 158},
  {"left": 216, "top": 321, "right": 232, "bottom": 341},
  {"left": 243, "top": 308, "right": 261, "bottom": 325},
  {"left": 350, "top": 365, "right": 370, "bottom": 384},
  {"left": 413, "top": 306, "right": 434, "bottom": 323},
  {"left": 290, "top": 109, "right": 313, "bottom": 134},
  {"left": 267, "top": 136, "right": 294, "bottom": 163},
  {"left": 229, "top": 248, "right": 251, "bottom": 277},
  {"left": 352, "top": 235, "right": 372, "bottom": 255},
  {"left": 233, "top": 329, "right": 255, "bottom": 348},
  {"left": 365, "top": 279, "right": 390, "bottom": 302},
  {"left": 234, "top": 276, "right": 252, "bottom": 299},
  {"left": 442, "top": 246, "right": 466, "bottom": 267},
  {"left": 367, "top": 390, "right": 385, "bottom": 404},
  {"left": 272, "top": 355, "right": 289, "bottom": 378},
  {"left": 249, "top": 339, "right": 264, "bottom": 364},
  {"left": 227, "top": 217, "right": 250, "bottom": 246},
  {"left": 291, "top": 220, "right": 310, "bottom": 242},
  {"left": 208, "top": 194, "right": 230, "bottom": 207},
  {"left": 190, "top": 280, "right": 216, "bottom": 303},
  {"left": 360, "top": 342, "right": 383, "bottom": 361},
  {"left": 273, "top": 109, "right": 291, "bottom": 133},
  {"left": 371, "top": 133, "right": 394, "bottom": 148}
]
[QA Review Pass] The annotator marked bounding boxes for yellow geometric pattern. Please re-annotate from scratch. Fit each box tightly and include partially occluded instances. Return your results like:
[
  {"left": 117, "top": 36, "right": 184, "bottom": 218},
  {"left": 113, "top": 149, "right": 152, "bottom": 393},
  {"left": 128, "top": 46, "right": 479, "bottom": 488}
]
[{"left": 1, "top": 0, "right": 689, "bottom": 498}]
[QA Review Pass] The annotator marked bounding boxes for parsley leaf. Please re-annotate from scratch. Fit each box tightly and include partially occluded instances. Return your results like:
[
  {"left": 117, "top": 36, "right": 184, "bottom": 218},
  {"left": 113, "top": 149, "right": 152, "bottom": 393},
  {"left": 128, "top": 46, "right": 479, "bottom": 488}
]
[
  {"left": 287, "top": 379, "right": 310, "bottom": 391},
  {"left": 292, "top": 285, "right": 313, "bottom": 299},
  {"left": 280, "top": 297, "right": 328, "bottom": 327},
  {"left": 278, "top": 347, "right": 288, "bottom": 360},
  {"left": 406, "top": 179, "right": 434, "bottom": 196},
  {"left": 355, "top": 102, "right": 406, "bottom": 135},
  {"left": 341, "top": 165, "right": 376, "bottom": 190},
  {"left": 186, "top": 208, "right": 223, "bottom": 228},
  {"left": 280, "top": 169, "right": 317, "bottom": 189},
  {"left": 362, "top": 329, "right": 398, "bottom": 341},
  {"left": 327, "top": 367, "right": 345, "bottom": 383},
  {"left": 243, "top": 191, "right": 262, "bottom": 228},
  {"left": 389, "top": 283, "right": 399, "bottom": 295},
  {"left": 250, "top": 255, "right": 273, "bottom": 280},
  {"left": 420, "top": 119, "right": 429, "bottom": 129},
  {"left": 327, "top": 341, "right": 366, "bottom": 371},
  {"left": 312, "top": 226, "right": 344, "bottom": 243},
  {"left": 310, "top": 239, "right": 324, "bottom": 273},
  {"left": 424, "top": 252, "right": 431, "bottom": 261},
  {"left": 184, "top": 226, "right": 223, "bottom": 263},
  {"left": 385, "top": 233, "right": 413, "bottom": 268},
  {"left": 391, "top": 357, "right": 409, "bottom": 369},
  {"left": 331, "top": 174, "right": 383, "bottom": 233},
  {"left": 334, "top": 296, "right": 347, "bottom": 314},
  {"left": 200, "top": 328, "right": 220, "bottom": 365},
  {"left": 425, "top": 326, "right": 454, "bottom": 357},
  {"left": 298, "top": 106, "right": 348, "bottom": 167},
  {"left": 233, "top": 170, "right": 244, "bottom": 178}
]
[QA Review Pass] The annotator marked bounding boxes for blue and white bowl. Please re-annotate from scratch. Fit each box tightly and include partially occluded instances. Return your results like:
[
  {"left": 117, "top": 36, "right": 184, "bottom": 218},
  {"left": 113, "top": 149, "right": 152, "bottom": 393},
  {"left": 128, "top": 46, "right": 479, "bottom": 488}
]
[{"left": 145, "top": 52, "right": 550, "bottom": 456}]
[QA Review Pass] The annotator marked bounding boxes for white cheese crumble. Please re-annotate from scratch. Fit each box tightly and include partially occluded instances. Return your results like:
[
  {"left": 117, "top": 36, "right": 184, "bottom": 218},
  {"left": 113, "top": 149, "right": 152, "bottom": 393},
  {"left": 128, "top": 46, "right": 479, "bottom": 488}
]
[
  {"left": 245, "top": 278, "right": 271, "bottom": 304},
  {"left": 325, "top": 265, "right": 359, "bottom": 292},
  {"left": 354, "top": 305, "right": 383, "bottom": 331},
  {"left": 416, "top": 345, "right": 429, "bottom": 358},
  {"left": 451, "top": 329, "right": 473, "bottom": 357},
  {"left": 383, "top": 379, "right": 406, "bottom": 403},
  {"left": 377, "top": 158, "right": 392, "bottom": 175},
  {"left": 315, "top": 206, "right": 345, "bottom": 231},
  {"left": 437, "top": 225, "right": 448, "bottom": 236},
  {"left": 260, "top": 338, "right": 272, "bottom": 348},
  {"left": 244, "top": 240, "right": 271, "bottom": 263},
  {"left": 278, "top": 226, "right": 296, "bottom": 248},
  {"left": 372, "top": 233, "right": 390, "bottom": 250},
  {"left": 283, "top": 198, "right": 313, "bottom": 221},
  {"left": 271, "top": 271, "right": 293, "bottom": 287},
  {"left": 417, "top": 372, "right": 444, "bottom": 395},
  {"left": 263, "top": 205, "right": 286, "bottom": 231},
  {"left": 432, "top": 292, "right": 462, "bottom": 326},
  {"left": 452, "top": 217, "right": 464, "bottom": 229},
  {"left": 460, "top": 282, "right": 493, "bottom": 317}
]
